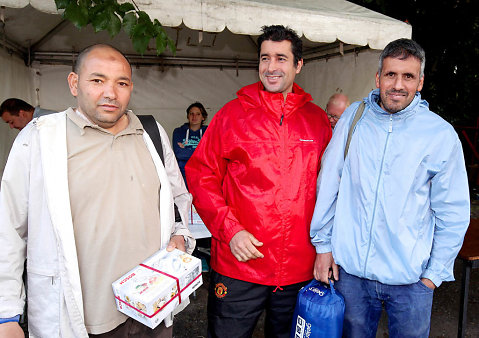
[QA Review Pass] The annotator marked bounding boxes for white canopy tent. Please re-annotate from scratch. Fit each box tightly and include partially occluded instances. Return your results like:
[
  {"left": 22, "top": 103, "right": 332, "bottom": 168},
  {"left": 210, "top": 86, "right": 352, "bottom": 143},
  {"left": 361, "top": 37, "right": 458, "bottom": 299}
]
[{"left": 0, "top": 0, "right": 411, "bottom": 175}]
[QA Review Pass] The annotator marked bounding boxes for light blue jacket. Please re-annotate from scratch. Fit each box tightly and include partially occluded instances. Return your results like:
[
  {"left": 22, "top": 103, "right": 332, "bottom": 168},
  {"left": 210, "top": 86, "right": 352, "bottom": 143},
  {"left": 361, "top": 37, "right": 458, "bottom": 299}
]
[{"left": 310, "top": 89, "right": 470, "bottom": 287}]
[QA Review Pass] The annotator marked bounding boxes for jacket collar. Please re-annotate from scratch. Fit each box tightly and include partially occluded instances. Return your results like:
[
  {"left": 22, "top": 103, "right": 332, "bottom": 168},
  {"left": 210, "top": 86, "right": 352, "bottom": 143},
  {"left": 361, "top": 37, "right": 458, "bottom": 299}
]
[
  {"left": 237, "top": 82, "right": 312, "bottom": 119},
  {"left": 368, "top": 88, "right": 429, "bottom": 120}
]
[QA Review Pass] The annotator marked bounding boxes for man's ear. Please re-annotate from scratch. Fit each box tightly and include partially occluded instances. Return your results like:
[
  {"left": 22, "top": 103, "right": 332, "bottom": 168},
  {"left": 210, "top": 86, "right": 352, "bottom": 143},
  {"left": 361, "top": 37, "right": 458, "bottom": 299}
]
[
  {"left": 295, "top": 58, "right": 304, "bottom": 74},
  {"left": 417, "top": 75, "right": 424, "bottom": 92},
  {"left": 67, "top": 72, "right": 79, "bottom": 97}
]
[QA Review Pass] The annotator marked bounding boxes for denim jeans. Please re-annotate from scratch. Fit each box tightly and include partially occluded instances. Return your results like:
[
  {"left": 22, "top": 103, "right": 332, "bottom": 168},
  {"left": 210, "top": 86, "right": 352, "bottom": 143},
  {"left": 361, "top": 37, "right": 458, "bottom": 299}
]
[{"left": 334, "top": 267, "right": 434, "bottom": 338}]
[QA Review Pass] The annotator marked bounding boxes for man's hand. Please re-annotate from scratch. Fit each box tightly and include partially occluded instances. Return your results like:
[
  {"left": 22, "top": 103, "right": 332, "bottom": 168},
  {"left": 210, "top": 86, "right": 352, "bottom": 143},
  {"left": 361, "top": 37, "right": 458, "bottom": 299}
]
[
  {"left": 421, "top": 278, "right": 436, "bottom": 290},
  {"left": 229, "top": 230, "right": 264, "bottom": 262},
  {"left": 166, "top": 235, "right": 186, "bottom": 252},
  {"left": 0, "top": 322, "right": 24, "bottom": 338},
  {"left": 313, "top": 252, "right": 338, "bottom": 283}
]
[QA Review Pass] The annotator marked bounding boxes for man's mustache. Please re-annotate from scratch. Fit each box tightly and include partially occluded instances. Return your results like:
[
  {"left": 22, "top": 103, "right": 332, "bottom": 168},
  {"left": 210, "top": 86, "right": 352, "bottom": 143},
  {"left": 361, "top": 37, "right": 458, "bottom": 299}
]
[
  {"left": 386, "top": 89, "right": 407, "bottom": 95},
  {"left": 97, "top": 99, "right": 120, "bottom": 106}
]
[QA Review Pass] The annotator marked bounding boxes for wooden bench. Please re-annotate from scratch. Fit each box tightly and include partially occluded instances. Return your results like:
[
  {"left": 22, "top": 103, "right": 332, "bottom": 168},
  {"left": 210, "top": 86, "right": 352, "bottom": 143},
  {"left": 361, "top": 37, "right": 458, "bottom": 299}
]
[{"left": 457, "top": 218, "right": 479, "bottom": 338}]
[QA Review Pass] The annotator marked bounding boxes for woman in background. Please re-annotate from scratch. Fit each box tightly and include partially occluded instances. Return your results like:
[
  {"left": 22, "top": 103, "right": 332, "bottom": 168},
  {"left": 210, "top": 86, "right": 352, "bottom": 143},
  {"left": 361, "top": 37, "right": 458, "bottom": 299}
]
[{"left": 172, "top": 102, "right": 208, "bottom": 188}]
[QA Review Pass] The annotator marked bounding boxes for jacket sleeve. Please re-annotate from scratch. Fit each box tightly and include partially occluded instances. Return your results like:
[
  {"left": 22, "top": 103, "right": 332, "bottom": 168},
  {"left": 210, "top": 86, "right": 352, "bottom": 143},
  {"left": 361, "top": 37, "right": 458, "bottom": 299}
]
[
  {"left": 185, "top": 107, "right": 245, "bottom": 245},
  {"left": 0, "top": 126, "right": 33, "bottom": 318},
  {"left": 421, "top": 136, "right": 470, "bottom": 287},
  {"left": 310, "top": 102, "right": 361, "bottom": 254},
  {"left": 172, "top": 127, "right": 190, "bottom": 162},
  {"left": 157, "top": 122, "right": 195, "bottom": 254}
]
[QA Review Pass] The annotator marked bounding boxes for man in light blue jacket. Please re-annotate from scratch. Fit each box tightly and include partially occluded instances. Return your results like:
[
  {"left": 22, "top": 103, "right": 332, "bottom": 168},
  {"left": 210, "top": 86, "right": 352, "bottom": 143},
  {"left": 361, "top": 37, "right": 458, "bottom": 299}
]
[{"left": 310, "top": 38, "right": 470, "bottom": 337}]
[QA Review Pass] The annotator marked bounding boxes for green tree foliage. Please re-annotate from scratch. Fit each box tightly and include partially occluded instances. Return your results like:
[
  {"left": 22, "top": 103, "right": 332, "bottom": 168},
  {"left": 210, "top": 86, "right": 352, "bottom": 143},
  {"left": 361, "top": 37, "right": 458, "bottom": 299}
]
[
  {"left": 55, "top": 0, "right": 176, "bottom": 55},
  {"left": 351, "top": 0, "right": 479, "bottom": 125}
]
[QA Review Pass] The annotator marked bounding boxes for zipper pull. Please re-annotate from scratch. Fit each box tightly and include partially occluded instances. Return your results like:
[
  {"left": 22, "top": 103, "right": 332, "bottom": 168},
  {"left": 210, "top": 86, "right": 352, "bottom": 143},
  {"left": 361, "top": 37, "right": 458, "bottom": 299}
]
[
  {"left": 280, "top": 113, "right": 284, "bottom": 126},
  {"left": 388, "top": 115, "right": 393, "bottom": 133}
]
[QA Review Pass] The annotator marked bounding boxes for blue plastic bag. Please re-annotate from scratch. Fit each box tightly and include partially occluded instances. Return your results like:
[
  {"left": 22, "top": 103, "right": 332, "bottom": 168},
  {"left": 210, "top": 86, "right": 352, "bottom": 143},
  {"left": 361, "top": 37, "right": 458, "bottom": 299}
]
[{"left": 290, "top": 279, "right": 345, "bottom": 338}]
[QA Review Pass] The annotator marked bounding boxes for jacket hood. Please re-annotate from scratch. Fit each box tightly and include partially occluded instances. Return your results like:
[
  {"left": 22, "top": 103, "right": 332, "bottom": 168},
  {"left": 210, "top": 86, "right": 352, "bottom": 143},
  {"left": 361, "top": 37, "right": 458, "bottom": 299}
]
[
  {"left": 367, "top": 89, "right": 430, "bottom": 120},
  {"left": 237, "top": 82, "right": 313, "bottom": 119}
]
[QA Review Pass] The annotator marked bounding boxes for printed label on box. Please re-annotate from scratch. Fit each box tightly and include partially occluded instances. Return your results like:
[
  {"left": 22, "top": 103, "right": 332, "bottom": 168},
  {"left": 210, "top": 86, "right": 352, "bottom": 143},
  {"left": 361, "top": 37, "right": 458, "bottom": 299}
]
[{"left": 112, "top": 249, "right": 203, "bottom": 328}]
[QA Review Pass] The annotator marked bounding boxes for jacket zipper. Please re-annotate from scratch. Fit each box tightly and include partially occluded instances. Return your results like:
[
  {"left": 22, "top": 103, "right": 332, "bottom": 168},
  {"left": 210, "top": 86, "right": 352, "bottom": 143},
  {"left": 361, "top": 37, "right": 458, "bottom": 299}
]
[
  {"left": 363, "top": 114, "right": 393, "bottom": 276},
  {"left": 277, "top": 103, "right": 286, "bottom": 285}
]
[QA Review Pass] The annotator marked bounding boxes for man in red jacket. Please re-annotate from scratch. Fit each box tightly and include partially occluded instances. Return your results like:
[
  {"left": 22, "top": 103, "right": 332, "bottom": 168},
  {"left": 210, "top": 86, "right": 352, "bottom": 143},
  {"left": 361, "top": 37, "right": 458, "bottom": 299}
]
[{"left": 186, "top": 25, "right": 331, "bottom": 338}]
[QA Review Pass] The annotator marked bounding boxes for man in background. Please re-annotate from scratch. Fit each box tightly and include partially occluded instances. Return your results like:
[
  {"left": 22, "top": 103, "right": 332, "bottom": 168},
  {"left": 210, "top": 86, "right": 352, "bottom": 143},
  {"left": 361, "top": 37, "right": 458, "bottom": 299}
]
[
  {"left": 325, "top": 93, "right": 349, "bottom": 128},
  {"left": 0, "top": 98, "right": 56, "bottom": 130}
]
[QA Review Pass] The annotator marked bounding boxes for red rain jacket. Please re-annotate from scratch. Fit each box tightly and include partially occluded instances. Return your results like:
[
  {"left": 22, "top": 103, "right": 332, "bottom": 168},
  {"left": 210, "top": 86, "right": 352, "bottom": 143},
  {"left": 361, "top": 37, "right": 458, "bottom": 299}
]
[{"left": 186, "top": 82, "right": 331, "bottom": 286}]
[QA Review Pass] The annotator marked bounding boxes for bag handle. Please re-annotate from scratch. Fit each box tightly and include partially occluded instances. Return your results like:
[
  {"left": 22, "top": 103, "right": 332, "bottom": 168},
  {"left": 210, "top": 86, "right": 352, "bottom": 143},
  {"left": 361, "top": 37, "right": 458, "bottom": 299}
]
[
  {"left": 344, "top": 102, "right": 366, "bottom": 160},
  {"left": 329, "top": 279, "right": 337, "bottom": 294}
]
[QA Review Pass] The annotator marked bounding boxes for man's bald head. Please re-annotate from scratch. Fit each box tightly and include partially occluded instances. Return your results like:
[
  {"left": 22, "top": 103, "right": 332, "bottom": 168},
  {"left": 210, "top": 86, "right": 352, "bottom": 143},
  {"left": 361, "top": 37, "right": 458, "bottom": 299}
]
[
  {"left": 67, "top": 44, "right": 134, "bottom": 134},
  {"left": 326, "top": 93, "right": 350, "bottom": 128},
  {"left": 74, "top": 44, "right": 132, "bottom": 75}
]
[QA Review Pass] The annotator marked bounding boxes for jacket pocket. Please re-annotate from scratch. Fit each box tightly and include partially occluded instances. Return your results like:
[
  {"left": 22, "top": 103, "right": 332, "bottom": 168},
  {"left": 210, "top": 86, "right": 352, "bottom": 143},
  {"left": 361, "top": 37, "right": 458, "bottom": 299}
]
[{"left": 27, "top": 270, "right": 61, "bottom": 337}]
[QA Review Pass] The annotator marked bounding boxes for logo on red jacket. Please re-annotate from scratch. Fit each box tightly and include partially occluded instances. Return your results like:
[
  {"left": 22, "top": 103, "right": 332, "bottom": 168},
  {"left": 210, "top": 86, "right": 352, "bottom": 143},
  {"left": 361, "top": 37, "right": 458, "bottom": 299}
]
[{"left": 215, "top": 283, "right": 228, "bottom": 298}]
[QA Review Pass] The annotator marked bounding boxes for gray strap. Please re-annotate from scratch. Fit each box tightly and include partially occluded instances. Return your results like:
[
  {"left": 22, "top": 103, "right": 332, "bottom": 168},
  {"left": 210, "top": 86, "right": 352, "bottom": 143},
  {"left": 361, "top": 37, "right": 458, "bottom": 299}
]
[{"left": 344, "top": 102, "right": 366, "bottom": 160}]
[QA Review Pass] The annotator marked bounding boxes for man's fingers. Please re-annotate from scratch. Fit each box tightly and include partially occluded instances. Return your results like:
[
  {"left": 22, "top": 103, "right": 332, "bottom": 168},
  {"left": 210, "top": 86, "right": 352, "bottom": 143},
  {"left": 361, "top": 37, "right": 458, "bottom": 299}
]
[
  {"left": 246, "top": 243, "right": 264, "bottom": 259},
  {"left": 249, "top": 235, "right": 263, "bottom": 247},
  {"left": 313, "top": 252, "right": 337, "bottom": 283},
  {"left": 321, "top": 269, "right": 331, "bottom": 284},
  {"left": 167, "top": 235, "right": 186, "bottom": 252},
  {"left": 230, "top": 230, "right": 264, "bottom": 262},
  {"left": 332, "top": 262, "right": 339, "bottom": 281},
  {"left": 234, "top": 243, "right": 263, "bottom": 261}
]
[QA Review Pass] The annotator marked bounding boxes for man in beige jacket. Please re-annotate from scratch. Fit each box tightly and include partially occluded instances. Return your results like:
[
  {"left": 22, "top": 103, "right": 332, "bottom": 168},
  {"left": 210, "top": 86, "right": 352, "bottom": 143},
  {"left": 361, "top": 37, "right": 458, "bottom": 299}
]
[{"left": 0, "top": 44, "right": 194, "bottom": 338}]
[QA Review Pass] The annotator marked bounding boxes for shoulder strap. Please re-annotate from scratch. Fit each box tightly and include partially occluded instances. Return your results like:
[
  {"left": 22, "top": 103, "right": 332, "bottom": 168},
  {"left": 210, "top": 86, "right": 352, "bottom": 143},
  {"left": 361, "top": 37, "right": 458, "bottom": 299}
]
[
  {"left": 344, "top": 102, "right": 366, "bottom": 160},
  {"left": 137, "top": 114, "right": 182, "bottom": 223},
  {"left": 137, "top": 115, "right": 164, "bottom": 165}
]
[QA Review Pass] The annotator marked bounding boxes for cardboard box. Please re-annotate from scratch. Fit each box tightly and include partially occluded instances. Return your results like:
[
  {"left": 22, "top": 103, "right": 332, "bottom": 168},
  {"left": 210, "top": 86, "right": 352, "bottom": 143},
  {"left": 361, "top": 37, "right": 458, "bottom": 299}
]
[{"left": 112, "top": 248, "right": 203, "bottom": 328}]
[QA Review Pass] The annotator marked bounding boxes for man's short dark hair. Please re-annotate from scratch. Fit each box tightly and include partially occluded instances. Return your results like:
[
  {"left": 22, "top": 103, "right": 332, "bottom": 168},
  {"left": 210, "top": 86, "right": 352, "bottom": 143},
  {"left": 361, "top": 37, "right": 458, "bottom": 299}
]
[
  {"left": 379, "top": 38, "right": 426, "bottom": 78},
  {"left": 0, "top": 98, "right": 34, "bottom": 117},
  {"left": 74, "top": 44, "right": 131, "bottom": 74},
  {"left": 257, "top": 25, "right": 303, "bottom": 66},
  {"left": 186, "top": 102, "right": 208, "bottom": 125}
]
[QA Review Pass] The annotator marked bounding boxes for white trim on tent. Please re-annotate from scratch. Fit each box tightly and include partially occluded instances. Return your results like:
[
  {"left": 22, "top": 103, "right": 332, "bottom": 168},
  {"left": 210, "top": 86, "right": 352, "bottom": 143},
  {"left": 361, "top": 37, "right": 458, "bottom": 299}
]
[{"left": 1, "top": 0, "right": 411, "bottom": 50}]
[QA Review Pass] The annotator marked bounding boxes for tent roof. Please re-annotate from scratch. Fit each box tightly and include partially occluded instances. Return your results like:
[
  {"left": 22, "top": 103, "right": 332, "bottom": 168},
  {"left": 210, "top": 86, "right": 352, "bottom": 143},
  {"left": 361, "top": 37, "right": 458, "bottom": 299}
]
[{"left": 0, "top": 0, "right": 411, "bottom": 67}]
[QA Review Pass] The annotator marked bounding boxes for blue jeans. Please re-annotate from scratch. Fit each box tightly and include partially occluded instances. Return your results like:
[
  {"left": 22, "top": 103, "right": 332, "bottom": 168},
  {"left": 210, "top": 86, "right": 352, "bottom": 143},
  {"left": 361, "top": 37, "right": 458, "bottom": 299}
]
[{"left": 334, "top": 267, "right": 433, "bottom": 338}]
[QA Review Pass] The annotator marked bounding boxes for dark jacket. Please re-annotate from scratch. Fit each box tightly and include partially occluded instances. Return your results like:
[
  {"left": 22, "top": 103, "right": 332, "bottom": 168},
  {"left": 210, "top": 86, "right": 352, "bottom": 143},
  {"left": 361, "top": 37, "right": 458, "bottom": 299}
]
[{"left": 172, "top": 123, "right": 207, "bottom": 183}]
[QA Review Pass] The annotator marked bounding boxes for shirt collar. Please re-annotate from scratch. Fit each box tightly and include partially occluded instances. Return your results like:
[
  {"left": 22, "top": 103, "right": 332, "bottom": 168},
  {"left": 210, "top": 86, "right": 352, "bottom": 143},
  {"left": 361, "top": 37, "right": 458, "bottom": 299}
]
[{"left": 66, "top": 108, "right": 144, "bottom": 136}]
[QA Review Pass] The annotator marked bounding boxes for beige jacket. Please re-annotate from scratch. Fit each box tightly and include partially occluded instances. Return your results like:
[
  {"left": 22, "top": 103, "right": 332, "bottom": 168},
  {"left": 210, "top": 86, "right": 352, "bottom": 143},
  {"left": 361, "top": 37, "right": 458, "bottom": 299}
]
[{"left": 0, "top": 110, "right": 194, "bottom": 337}]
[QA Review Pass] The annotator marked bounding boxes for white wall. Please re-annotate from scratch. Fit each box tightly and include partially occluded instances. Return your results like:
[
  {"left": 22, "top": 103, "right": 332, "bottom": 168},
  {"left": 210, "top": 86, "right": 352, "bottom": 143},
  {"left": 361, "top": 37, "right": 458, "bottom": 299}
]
[
  {"left": 36, "top": 64, "right": 259, "bottom": 138},
  {"left": 297, "top": 49, "right": 381, "bottom": 109},
  {"left": 1, "top": 48, "right": 381, "bottom": 178},
  {"left": 0, "top": 48, "right": 36, "bottom": 177}
]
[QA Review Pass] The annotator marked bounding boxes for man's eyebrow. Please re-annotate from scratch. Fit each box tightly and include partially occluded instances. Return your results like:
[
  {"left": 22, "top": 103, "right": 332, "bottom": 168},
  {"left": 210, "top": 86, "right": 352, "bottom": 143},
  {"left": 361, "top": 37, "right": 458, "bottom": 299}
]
[
  {"left": 117, "top": 76, "right": 131, "bottom": 82},
  {"left": 260, "top": 53, "right": 288, "bottom": 58},
  {"left": 89, "top": 72, "right": 106, "bottom": 78},
  {"left": 89, "top": 72, "right": 131, "bottom": 82}
]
